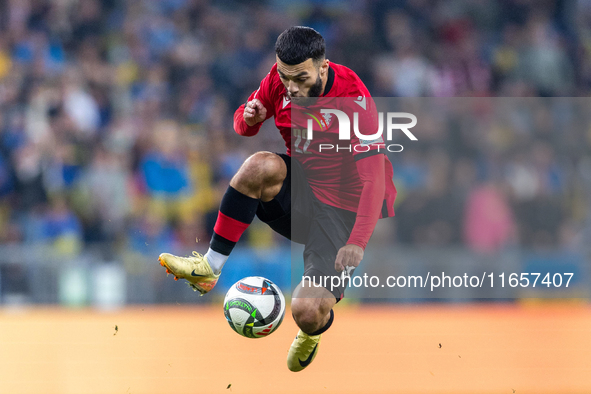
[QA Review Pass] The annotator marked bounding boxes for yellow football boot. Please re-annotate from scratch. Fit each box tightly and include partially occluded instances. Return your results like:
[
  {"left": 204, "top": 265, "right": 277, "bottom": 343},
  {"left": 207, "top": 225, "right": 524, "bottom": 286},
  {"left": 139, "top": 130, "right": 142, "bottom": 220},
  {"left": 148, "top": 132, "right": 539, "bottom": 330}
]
[
  {"left": 158, "top": 252, "right": 220, "bottom": 295},
  {"left": 287, "top": 330, "right": 321, "bottom": 372}
]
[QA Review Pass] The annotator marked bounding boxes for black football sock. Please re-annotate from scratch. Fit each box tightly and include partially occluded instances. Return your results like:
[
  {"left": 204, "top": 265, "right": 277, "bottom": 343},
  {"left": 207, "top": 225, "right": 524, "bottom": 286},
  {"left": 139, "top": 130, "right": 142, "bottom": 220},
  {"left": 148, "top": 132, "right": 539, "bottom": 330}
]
[
  {"left": 210, "top": 186, "right": 259, "bottom": 256},
  {"left": 306, "top": 309, "right": 334, "bottom": 336}
]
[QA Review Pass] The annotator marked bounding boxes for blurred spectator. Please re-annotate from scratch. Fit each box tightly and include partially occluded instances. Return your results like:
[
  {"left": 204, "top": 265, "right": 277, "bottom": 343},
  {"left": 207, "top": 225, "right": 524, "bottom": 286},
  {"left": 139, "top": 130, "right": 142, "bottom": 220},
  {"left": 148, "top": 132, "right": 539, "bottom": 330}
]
[
  {"left": 141, "top": 120, "right": 191, "bottom": 199},
  {"left": 43, "top": 196, "right": 83, "bottom": 256},
  {"left": 127, "top": 207, "right": 178, "bottom": 255},
  {"left": 463, "top": 181, "right": 516, "bottom": 253},
  {"left": 77, "top": 147, "right": 131, "bottom": 242}
]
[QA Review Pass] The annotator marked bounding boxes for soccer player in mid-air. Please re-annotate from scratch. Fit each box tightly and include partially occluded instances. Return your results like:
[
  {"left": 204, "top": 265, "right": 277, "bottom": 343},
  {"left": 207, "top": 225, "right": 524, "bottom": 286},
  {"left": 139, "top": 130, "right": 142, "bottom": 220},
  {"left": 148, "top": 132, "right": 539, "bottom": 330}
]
[{"left": 158, "top": 26, "right": 396, "bottom": 371}]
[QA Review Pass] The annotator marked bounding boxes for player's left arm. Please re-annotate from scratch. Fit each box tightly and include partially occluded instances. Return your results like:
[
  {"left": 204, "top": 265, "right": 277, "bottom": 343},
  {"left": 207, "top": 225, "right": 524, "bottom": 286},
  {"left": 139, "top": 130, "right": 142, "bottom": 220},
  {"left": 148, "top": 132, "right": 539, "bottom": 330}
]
[
  {"left": 334, "top": 75, "right": 386, "bottom": 272},
  {"left": 334, "top": 153, "right": 385, "bottom": 272}
]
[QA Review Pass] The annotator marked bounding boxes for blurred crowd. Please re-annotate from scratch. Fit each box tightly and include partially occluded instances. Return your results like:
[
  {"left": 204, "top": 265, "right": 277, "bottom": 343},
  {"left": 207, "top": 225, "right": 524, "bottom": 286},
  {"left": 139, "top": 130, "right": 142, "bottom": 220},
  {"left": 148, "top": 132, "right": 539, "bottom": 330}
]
[
  {"left": 0, "top": 0, "right": 590, "bottom": 260},
  {"left": 390, "top": 98, "right": 591, "bottom": 253}
]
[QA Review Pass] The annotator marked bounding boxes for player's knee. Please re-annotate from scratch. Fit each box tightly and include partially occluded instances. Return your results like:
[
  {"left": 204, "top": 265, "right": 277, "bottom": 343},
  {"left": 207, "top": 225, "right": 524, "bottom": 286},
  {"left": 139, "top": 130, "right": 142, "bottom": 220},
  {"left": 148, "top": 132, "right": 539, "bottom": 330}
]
[
  {"left": 293, "top": 310, "right": 322, "bottom": 334},
  {"left": 291, "top": 299, "right": 324, "bottom": 333},
  {"left": 231, "top": 152, "right": 285, "bottom": 197},
  {"left": 243, "top": 151, "right": 285, "bottom": 184}
]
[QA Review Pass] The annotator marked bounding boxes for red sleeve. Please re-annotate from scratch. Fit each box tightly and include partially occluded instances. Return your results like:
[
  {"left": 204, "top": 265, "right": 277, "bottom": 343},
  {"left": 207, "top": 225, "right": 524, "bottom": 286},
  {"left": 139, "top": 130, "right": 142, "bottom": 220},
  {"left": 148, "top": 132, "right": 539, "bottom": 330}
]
[
  {"left": 233, "top": 70, "right": 276, "bottom": 136},
  {"left": 234, "top": 104, "right": 264, "bottom": 136},
  {"left": 347, "top": 153, "right": 386, "bottom": 249}
]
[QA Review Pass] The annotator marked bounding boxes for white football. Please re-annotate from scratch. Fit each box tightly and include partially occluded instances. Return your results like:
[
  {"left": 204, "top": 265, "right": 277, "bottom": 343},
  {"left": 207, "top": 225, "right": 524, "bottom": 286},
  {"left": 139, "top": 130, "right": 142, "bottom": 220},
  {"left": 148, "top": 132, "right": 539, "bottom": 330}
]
[{"left": 223, "top": 276, "right": 286, "bottom": 338}]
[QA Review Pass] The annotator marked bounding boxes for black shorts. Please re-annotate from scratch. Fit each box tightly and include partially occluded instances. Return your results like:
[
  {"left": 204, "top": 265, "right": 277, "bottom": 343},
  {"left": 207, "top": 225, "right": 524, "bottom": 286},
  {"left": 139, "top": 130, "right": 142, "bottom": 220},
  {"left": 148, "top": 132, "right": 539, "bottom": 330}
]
[{"left": 255, "top": 153, "right": 356, "bottom": 301}]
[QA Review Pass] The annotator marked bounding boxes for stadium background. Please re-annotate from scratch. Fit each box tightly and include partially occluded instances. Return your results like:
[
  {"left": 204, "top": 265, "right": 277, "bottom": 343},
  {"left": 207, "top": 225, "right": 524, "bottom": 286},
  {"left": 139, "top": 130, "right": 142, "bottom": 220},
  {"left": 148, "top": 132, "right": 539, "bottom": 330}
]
[{"left": 0, "top": 0, "right": 590, "bottom": 393}]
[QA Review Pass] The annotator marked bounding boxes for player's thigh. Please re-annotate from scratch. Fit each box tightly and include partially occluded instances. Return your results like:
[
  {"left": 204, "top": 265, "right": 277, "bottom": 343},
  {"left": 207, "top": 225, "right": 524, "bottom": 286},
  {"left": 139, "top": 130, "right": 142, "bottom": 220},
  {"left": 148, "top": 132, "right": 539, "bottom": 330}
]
[
  {"left": 301, "top": 202, "right": 357, "bottom": 301},
  {"left": 255, "top": 153, "right": 314, "bottom": 243}
]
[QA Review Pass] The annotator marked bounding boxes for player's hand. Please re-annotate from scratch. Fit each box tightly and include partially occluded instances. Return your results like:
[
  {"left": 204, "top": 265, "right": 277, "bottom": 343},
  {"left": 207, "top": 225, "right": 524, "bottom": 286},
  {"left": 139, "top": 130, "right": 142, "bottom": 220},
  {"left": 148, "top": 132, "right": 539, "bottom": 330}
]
[
  {"left": 334, "top": 244, "right": 364, "bottom": 273},
  {"left": 243, "top": 99, "right": 267, "bottom": 126}
]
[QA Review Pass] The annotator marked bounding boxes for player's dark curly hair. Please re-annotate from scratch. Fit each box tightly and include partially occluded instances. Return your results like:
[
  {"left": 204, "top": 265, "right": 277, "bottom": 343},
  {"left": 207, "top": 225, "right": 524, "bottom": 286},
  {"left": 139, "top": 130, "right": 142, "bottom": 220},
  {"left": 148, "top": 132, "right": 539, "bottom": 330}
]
[{"left": 275, "top": 26, "right": 325, "bottom": 65}]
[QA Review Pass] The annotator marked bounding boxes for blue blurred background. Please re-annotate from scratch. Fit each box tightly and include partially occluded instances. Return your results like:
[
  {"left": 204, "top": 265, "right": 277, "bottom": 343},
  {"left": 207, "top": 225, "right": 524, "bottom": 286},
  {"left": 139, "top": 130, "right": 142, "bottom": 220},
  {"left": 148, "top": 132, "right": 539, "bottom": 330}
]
[{"left": 0, "top": 0, "right": 589, "bottom": 306}]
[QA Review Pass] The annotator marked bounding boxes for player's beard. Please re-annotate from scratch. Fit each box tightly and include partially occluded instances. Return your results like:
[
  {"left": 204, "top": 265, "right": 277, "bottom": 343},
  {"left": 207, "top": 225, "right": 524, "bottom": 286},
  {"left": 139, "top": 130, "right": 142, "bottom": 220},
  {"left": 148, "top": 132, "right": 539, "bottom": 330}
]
[
  {"left": 306, "top": 74, "right": 323, "bottom": 97},
  {"left": 292, "top": 74, "right": 323, "bottom": 107}
]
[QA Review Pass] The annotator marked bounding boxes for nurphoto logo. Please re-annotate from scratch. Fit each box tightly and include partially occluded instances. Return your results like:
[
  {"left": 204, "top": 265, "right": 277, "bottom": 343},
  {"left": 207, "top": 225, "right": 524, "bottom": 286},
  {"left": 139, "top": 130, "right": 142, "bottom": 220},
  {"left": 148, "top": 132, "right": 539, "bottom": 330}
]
[{"left": 305, "top": 109, "right": 418, "bottom": 153}]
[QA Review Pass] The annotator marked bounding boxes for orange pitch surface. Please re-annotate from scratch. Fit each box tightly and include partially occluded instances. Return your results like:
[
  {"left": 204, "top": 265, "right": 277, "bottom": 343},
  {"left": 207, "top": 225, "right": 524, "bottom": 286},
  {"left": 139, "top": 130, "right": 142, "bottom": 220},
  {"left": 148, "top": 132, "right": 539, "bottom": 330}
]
[{"left": 0, "top": 304, "right": 589, "bottom": 394}]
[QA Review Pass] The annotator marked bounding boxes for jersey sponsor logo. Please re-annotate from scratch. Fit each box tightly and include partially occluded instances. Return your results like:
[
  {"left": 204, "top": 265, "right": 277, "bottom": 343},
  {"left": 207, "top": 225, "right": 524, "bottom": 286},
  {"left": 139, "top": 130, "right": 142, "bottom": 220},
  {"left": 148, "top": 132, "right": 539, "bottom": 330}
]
[{"left": 354, "top": 95, "right": 367, "bottom": 110}]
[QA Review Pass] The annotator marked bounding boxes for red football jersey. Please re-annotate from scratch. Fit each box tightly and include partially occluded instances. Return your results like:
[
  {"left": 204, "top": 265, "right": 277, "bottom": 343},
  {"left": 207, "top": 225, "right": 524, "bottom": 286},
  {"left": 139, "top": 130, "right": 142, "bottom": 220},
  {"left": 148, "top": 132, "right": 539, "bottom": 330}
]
[{"left": 234, "top": 62, "right": 396, "bottom": 219}]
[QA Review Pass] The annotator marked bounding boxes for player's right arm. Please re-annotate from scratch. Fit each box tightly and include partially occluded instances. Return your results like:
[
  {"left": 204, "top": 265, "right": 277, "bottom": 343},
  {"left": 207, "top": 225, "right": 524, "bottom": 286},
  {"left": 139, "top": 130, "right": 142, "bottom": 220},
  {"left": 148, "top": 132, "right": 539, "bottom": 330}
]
[
  {"left": 233, "top": 71, "right": 276, "bottom": 136},
  {"left": 243, "top": 99, "right": 267, "bottom": 126}
]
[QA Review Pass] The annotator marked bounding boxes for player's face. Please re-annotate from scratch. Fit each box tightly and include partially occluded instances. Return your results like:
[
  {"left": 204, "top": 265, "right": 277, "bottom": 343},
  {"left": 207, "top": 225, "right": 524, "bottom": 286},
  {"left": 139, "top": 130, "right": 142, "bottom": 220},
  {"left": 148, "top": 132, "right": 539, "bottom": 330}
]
[{"left": 276, "top": 56, "right": 328, "bottom": 98}]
